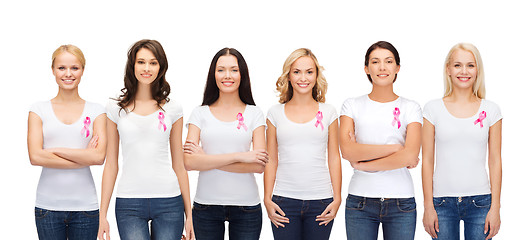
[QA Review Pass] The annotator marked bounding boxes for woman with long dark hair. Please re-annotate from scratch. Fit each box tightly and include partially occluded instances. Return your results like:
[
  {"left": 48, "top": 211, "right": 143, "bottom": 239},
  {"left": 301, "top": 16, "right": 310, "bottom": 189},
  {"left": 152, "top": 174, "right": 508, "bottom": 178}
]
[
  {"left": 183, "top": 48, "right": 267, "bottom": 240},
  {"left": 98, "top": 39, "right": 193, "bottom": 240}
]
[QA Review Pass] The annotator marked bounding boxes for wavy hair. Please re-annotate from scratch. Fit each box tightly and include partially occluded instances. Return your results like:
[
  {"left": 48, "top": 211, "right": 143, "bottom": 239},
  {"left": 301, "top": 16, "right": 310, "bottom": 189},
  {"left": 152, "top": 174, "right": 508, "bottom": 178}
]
[
  {"left": 443, "top": 43, "right": 486, "bottom": 99},
  {"left": 116, "top": 39, "right": 170, "bottom": 113},
  {"left": 276, "top": 48, "right": 327, "bottom": 103}
]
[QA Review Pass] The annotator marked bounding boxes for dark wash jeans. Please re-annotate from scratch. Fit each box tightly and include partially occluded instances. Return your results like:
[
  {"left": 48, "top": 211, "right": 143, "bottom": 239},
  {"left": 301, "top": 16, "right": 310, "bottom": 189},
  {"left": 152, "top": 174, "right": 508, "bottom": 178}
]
[
  {"left": 192, "top": 202, "right": 262, "bottom": 240},
  {"left": 271, "top": 195, "right": 334, "bottom": 240},
  {"left": 35, "top": 207, "right": 99, "bottom": 240},
  {"left": 345, "top": 194, "right": 417, "bottom": 240}
]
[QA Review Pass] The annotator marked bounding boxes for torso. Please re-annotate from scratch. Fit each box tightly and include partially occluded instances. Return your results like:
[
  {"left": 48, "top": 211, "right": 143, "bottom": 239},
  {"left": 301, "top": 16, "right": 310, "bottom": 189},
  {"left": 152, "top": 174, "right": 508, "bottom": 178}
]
[{"left": 50, "top": 99, "right": 85, "bottom": 125}]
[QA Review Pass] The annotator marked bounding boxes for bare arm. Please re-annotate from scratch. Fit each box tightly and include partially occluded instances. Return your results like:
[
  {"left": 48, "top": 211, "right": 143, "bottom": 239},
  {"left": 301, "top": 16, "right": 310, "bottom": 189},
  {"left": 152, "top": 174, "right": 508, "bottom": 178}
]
[
  {"left": 169, "top": 118, "right": 194, "bottom": 240},
  {"left": 183, "top": 124, "right": 268, "bottom": 172},
  {"left": 421, "top": 119, "right": 439, "bottom": 238},
  {"left": 218, "top": 125, "right": 267, "bottom": 173},
  {"left": 354, "top": 122, "right": 422, "bottom": 171},
  {"left": 485, "top": 120, "right": 502, "bottom": 239},
  {"left": 27, "top": 112, "right": 84, "bottom": 169},
  {"left": 98, "top": 118, "right": 120, "bottom": 240},
  {"left": 47, "top": 114, "right": 107, "bottom": 166},
  {"left": 339, "top": 115, "right": 402, "bottom": 163}
]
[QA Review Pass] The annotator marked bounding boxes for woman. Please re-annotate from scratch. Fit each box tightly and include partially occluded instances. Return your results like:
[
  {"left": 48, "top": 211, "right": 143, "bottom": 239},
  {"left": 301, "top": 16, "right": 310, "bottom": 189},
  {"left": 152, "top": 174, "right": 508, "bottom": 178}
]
[
  {"left": 28, "top": 44, "right": 107, "bottom": 239},
  {"left": 264, "top": 48, "right": 341, "bottom": 240},
  {"left": 98, "top": 39, "right": 193, "bottom": 240},
  {"left": 183, "top": 47, "right": 267, "bottom": 240},
  {"left": 422, "top": 43, "right": 502, "bottom": 240},
  {"left": 339, "top": 41, "right": 422, "bottom": 240}
]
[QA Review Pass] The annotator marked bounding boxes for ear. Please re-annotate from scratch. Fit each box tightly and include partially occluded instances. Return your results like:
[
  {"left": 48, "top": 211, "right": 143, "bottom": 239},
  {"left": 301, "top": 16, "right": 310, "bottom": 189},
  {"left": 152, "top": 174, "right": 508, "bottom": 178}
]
[
  {"left": 364, "top": 65, "right": 370, "bottom": 75},
  {"left": 395, "top": 65, "right": 401, "bottom": 74}
]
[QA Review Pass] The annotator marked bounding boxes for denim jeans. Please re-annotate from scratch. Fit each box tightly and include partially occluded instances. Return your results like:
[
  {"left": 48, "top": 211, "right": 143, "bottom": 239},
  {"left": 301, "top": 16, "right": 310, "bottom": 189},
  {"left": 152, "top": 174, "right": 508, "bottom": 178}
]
[
  {"left": 345, "top": 194, "right": 416, "bottom": 240},
  {"left": 192, "top": 202, "right": 262, "bottom": 240},
  {"left": 271, "top": 195, "right": 334, "bottom": 240},
  {"left": 433, "top": 194, "right": 492, "bottom": 240},
  {"left": 35, "top": 207, "right": 99, "bottom": 240},
  {"left": 115, "top": 195, "right": 184, "bottom": 240}
]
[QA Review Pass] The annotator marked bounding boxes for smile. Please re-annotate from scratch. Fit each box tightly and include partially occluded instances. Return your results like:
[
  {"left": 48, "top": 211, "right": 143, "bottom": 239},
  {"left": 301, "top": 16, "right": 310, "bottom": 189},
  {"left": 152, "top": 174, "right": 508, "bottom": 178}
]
[
  {"left": 222, "top": 81, "right": 234, "bottom": 87},
  {"left": 297, "top": 83, "right": 310, "bottom": 88},
  {"left": 458, "top": 77, "right": 471, "bottom": 82}
]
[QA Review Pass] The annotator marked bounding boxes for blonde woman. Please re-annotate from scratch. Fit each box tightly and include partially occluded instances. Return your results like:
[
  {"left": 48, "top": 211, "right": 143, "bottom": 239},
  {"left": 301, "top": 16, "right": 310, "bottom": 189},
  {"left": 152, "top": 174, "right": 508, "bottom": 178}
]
[
  {"left": 264, "top": 48, "right": 342, "bottom": 240},
  {"left": 422, "top": 43, "right": 502, "bottom": 240},
  {"left": 28, "top": 45, "right": 107, "bottom": 239}
]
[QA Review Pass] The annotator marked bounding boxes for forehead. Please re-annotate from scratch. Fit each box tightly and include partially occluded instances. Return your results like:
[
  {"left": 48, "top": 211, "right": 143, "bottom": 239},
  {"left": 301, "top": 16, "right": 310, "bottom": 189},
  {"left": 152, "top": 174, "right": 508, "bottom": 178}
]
[
  {"left": 292, "top": 56, "right": 315, "bottom": 68},
  {"left": 54, "top": 51, "right": 81, "bottom": 65},
  {"left": 451, "top": 49, "right": 475, "bottom": 62},
  {"left": 216, "top": 55, "right": 239, "bottom": 67},
  {"left": 369, "top": 48, "right": 395, "bottom": 59},
  {"left": 136, "top": 48, "right": 156, "bottom": 59}
]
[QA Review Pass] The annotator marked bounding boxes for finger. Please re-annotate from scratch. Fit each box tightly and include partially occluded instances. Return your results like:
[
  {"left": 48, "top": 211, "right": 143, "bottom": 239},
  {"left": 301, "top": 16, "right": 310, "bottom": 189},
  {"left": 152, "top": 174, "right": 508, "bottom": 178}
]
[
  {"left": 274, "top": 214, "right": 290, "bottom": 222},
  {"left": 275, "top": 206, "right": 286, "bottom": 217},
  {"left": 484, "top": 220, "right": 490, "bottom": 234}
]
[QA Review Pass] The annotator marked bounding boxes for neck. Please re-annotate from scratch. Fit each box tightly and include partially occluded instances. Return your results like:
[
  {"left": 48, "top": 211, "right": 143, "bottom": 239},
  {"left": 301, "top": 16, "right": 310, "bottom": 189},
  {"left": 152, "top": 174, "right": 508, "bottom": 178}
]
[
  {"left": 288, "top": 91, "right": 317, "bottom": 106},
  {"left": 449, "top": 87, "right": 478, "bottom": 102},
  {"left": 136, "top": 82, "right": 153, "bottom": 101},
  {"left": 369, "top": 84, "right": 398, "bottom": 102},
  {"left": 215, "top": 91, "right": 244, "bottom": 107},
  {"left": 54, "top": 88, "right": 82, "bottom": 103}
]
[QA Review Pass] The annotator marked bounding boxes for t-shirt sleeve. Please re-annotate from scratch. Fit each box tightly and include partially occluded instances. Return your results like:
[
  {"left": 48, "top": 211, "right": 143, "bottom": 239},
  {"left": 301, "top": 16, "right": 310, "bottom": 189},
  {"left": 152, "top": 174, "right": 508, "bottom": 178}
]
[
  {"left": 92, "top": 103, "right": 106, "bottom": 118},
  {"left": 422, "top": 100, "right": 436, "bottom": 125},
  {"left": 340, "top": 98, "right": 355, "bottom": 119},
  {"left": 29, "top": 102, "right": 44, "bottom": 118},
  {"left": 186, "top": 107, "right": 202, "bottom": 129},
  {"left": 487, "top": 101, "right": 503, "bottom": 126},
  {"left": 327, "top": 104, "right": 339, "bottom": 125},
  {"left": 105, "top": 100, "right": 121, "bottom": 124},
  {"left": 167, "top": 101, "right": 183, "bottom": 125},
  {"left": 251, "top": 106, "right": 266, "bottom": 131},
  {"left": 406, "top": 100, "right": 423, "bottom": 125},
  {"left": 266, "top": 105, "right": 277, "bottom": 127}
]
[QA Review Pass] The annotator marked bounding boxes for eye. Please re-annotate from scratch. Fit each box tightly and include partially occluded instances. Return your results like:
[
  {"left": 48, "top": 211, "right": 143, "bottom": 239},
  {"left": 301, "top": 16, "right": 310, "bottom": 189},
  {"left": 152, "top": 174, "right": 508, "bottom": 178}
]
[
  {"left": 307, "top": 70, "right": 314, "bottom": 74},
  {"left": 150, "top": 61, "right": 158, "bottom": 65},
  {"left": 454, "top": 64, "right": 461, "bottom": 68},
  {"left": 293, "top": 70, "right": 299, "bottom": 74},
  {"left": 137, "top": 60, "right": 145, "bottom": 64},
  {"left": 371, "top": 60, "right": 378, "bottom": 64},
  {"left": 387, "top": 60, "right": 393, "bottom": 64},
  {"left": 468, "top": 64, "right": 475, "bottom": 68},
  {"left": 58, "top": 66, "right": 65, "bottom": 70},
  {"left": 217, "top": 69, "right": 224, "bottom": 72},
  {"left": 232, "top": 69, "right": 239, "bottom": 72},
  {"left": 72, "top": 67, "right": 80, "bottom": 70}
]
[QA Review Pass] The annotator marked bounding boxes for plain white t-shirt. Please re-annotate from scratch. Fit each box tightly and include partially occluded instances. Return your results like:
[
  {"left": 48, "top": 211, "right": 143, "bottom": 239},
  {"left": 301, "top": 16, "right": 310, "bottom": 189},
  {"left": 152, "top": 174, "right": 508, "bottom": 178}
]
[
  {"left": 187, "top": 105, "right": 265, "bottom": 206},
  {"left": 340, "top": 94, "right": 422, "bottom": 198},
  {"left": 267, "top": 103, "right": 337, "bottom": 200},
  {"left": 106, "top": 100, "right": 183, "bottom": 198},
  {"left": 423, "top": 98, "right": 502, "bottom": 197},
  {"left": 30, "top": 101, "right": 104, "bottom": 211}
]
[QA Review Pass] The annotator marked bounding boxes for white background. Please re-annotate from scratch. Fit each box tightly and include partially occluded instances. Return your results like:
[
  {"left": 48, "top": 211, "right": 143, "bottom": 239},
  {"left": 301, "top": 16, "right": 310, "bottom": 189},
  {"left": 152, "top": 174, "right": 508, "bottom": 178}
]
[{"left": 1, "top": 0, "right": 526, "bottom": 239}]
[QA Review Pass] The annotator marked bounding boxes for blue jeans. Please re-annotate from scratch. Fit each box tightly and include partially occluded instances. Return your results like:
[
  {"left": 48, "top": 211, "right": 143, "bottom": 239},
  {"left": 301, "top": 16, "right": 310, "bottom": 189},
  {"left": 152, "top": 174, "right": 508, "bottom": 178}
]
[
  {"left": 433, "top": 194, "right": 492, "bottom": 240},
  {"left": 192, "top": 202, "right": 262, "bottom": 240},
  {"left": 271, "top": 195, "right": 334, "bottom": 240},
  {"left": 345, "top": 194, "right": 416, "bottom": 240},
  {"left": 35, "top": 207, "right": 99, "bottom": 240},
  {"left": 115, "top": 196, "right": 184, "bottom": 240}
]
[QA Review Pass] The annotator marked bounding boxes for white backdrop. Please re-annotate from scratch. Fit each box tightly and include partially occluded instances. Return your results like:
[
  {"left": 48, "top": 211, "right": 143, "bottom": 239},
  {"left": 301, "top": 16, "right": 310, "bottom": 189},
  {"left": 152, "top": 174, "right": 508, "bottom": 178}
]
[{"left": 1, "top": 0, "right": 526, "bottom": 239}]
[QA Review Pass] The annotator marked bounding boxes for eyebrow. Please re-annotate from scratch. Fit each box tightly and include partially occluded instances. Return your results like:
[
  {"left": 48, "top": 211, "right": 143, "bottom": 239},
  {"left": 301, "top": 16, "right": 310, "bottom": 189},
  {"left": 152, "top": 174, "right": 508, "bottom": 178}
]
[
  {"left": 136, "top": 57, "right": 157, "bottom": 61},
  {"left": 292, "top": 68, "right": 314, "bottom": 71},
  {"left": 453, "top": 61, "right": 476, "bottom": 64}
]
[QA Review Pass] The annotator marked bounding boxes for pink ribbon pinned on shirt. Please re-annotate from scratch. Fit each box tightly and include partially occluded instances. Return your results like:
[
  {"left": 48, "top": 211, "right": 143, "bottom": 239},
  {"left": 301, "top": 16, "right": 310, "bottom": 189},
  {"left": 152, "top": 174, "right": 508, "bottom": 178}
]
[
  {"left": 315, "top": 111, "right": 324, "bottom": 130},
  {"left": 158, "top": 112, "right": 167, "bottom": 132},
  {"left": 236, "top": 113, "right": 248, "bottom": 131},
  {"left": 474, "top": 111, "right": 486, "bottom": 128},
  {"left": 392, "top": 107, "right": 401, "bottom": 129},
  {"left": 81, "top": 117, "right": 91, "bottom": 138}
]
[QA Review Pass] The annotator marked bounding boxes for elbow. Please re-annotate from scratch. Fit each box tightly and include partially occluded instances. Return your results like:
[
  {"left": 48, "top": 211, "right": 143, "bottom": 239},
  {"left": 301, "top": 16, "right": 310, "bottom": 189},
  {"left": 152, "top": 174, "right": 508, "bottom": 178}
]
[
  {"left": 183, "top": 155, "right": 195, "bottom": 171},
  {"left": 254, "top": 165, "right": 265, "bottom": 174},
  {"left": 28, "top": 153, "right": 42, "bottom": 166},
  {"left": 341, "top": 151, "right": 359, "bottom": 163}
]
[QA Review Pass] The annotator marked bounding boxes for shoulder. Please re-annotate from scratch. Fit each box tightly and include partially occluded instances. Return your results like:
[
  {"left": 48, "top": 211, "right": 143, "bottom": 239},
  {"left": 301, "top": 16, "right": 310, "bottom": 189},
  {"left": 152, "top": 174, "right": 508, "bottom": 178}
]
[
  {"left": 245, "top": 105, "right": 264, "bottom": 116},
  {"left": 343, "top": 95, "right": 366, "bottom": 106},
  {"left": 85, "top": 101, "right": 105, "bottom": 113},
  {"left": 267, "top": 104, "right": 283, "bottom": 115},
  {"left": 399, "top": 97, "right": 422, "bottom": 109},
  {"left": 482, "top": 99, "right": 500, "bottom": 110},
  {"left": 164, "top": 99, "right": 183, "bottom": 113},
  {"left": 29, "top": 101, "right": 50, "bottom": 117}
]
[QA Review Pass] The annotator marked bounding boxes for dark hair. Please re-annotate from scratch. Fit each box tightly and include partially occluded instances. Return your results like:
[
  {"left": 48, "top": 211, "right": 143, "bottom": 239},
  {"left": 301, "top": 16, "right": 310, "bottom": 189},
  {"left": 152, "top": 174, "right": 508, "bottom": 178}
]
[
  {"left": 201, "top": 48, "right": 255, "bottom": 106},
  {"left": 116, "top": 39, "right": 170, "bottom": 113},
  {"left": 364, "top": 41, "right": 400, "bottom": 83}
]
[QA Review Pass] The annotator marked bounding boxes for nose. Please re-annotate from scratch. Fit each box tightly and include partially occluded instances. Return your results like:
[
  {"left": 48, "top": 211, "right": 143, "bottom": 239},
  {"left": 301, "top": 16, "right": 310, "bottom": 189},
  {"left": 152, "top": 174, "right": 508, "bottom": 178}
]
[
  {"left": 379, "top": 62, "right": 386, "bottom": 70},
  {"left": 461, "top": 66, "right": 468, "bottom": 74},
  {"left": 65, "top": 68, "right": 72, "bottom": 77},
  {"left": 145, "top": 63, "right": 150, "bottom": 71},
  {"left": 225, "top": 69, "right": 232, "bottom": 79}
]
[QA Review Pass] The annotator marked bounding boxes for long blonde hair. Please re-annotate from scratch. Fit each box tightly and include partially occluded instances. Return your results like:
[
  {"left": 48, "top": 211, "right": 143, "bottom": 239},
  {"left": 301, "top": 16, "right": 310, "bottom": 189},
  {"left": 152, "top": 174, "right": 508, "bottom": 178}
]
[
  {"left": 276, "top": 48, "right": 328, "bottom": 103},
  {"left": 443, "top": 43, "right": 485, "bottom": 98}
]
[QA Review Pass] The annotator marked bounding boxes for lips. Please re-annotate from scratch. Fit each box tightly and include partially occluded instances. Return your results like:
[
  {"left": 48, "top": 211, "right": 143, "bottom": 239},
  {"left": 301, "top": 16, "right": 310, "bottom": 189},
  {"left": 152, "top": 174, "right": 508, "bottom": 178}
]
[
  {"left": 141, "top": 73, "right": 152, "bottom": 78},
  {"left": 297, "top": 83, "right": 310, "bottom": 88},
  {"left": 62, "top": 79, "right": 75, "bottom": 84},
  {"left": 458, "top": 77, "right": 471, "bottom": 82},
  {"left": 377, "top": 74, "right": 389, "bottom": 78},
  {"left": 222, "top": 81, "right": 234, "bottom": 87}
]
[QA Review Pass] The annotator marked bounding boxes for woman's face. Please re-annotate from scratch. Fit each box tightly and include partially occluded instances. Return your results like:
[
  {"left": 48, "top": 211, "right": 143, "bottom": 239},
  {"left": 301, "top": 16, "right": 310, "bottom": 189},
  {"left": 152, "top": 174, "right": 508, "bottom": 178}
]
[
  {"left": 134, "top": 48, "right": 160, "bottom": 85},
  {"left": 447, "top": 49, "right": 477, "bottom": 91},
  {"left": 215, "top": 55, "right": 241, "bottom": 94},
  {"left": 52, "top": 51, "right": 84, "bottom": 91},
  {"left": 289, "top": 56, "right": 317, "bottom": 95},
  {"left": 364, "top": 48, "right": 400, "bottom": 86}
]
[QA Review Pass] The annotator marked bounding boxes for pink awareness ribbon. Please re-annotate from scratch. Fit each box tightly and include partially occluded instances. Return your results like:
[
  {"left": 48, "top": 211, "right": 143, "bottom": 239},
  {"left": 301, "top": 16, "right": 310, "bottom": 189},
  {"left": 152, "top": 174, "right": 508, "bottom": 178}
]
[
  {"left": 392, "top": 107, "right": 401, "bottom": 129},
  {"left": 474, "top": 111, "right": 487, "bottom": 128},
  {"left": 81, "top": 117, "right": 91, "bottom": 138},
  {"left": 315, "top": 111, "right": 324, "bottom": 130},
  {"left": 236, "top": 113, "right": 248, "bottom": 131},
  {"left": 158, "top": 112, "right": 167, "bottom": 132}
]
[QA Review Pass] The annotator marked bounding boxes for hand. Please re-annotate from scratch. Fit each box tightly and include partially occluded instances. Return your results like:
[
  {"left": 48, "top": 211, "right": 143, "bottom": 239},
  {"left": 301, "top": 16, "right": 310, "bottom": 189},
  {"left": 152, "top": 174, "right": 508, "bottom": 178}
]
[
  {"left": 350, "top": 161, "right": 365, "bottom": 171},
  {"left": 423, "top": 207, "right": 439, "bottom": 238},
  {"left": 264, "top": 198, "right": 289, "bottom": 228},
  {"left": 88, "top": 135, "right": 99, "bottom": 149},
  {"left": 407, "top": 158, "right": 420, "bottom": 169},
  {"left": 485, "top": 207, "right": 500, "bottom": 239},
  {"left": 237, "top": 149, "right": 268, "bottom": 166},
  {"left": 98, "top": 218, "right": 110, "bottom": 240},
  {"left": 183, "top": 141, "right": 205, "bottom": 155},
  {"left": 316, "top": 199, "right": 341, "bottom": 226},
  {"left": 182, "top": 215, "right": 195, "bottom": 240}
]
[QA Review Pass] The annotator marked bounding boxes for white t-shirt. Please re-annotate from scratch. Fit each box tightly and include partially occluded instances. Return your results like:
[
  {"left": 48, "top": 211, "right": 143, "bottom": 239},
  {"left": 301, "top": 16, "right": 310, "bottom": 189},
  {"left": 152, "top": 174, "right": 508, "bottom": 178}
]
[
  {"left": 106, "top": 100, "right": 183, "bottom": 198},
  {"left": 187, "top": 105, "right": 265, "bottom": 206},
  {"left": 423, "top": 99, "right": 502, "bottom": 197},
  {"left": 267, "top": 103, "right": 337, "bottom": 200},
  {"left": 30, "top": 101, "right": 105, "bottom": 211},
  {"left": 340, "top": 94, "right": 422, "bottom": 198}
]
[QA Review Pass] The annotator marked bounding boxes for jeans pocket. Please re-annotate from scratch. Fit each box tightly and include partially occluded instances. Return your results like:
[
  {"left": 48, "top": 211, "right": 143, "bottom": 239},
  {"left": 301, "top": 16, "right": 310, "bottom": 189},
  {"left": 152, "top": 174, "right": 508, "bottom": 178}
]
[
  {"left": 272, "top": 195, "right": 283, "bottom": 205},
  {"left": 433, "top": 197, "right": 446, "bottom": 207},
  {"left": 193, "top": 202, "right": 210, "bottom": 211},
  {"left": 319, "top": 197, "right": 334, "bottom": 207},
  {"left": 35, "top": 207, "right": 50, "bottom": 219},
  {"left": 345, "top": 195, "right": 365, "bottom": 210},
  {"left": 82, "top": 209, "right": 99, "bottom": 218},
  {"left": 397, "top": 198, "right": 417, "bottom": 212},
  {"left": 240, "top": 204, "right": 262, "bottom": 213},
  {"left": 472, "top": 194, "right": 492, "bottom": 208}
]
